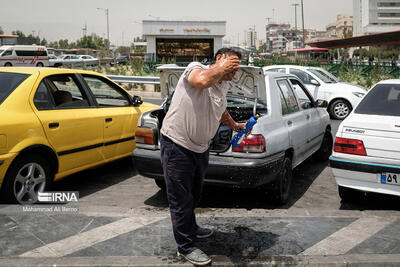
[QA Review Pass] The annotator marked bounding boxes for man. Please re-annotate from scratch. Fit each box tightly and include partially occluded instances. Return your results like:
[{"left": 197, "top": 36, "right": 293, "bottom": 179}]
[{"left": 160, "top": 48, "right": 246, "bottom": 265}]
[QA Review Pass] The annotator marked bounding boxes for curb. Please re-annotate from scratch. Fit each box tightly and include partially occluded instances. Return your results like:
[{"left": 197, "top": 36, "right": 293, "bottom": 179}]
[{"left": 2, "top": 254, "right": 400, "bottom": 267}]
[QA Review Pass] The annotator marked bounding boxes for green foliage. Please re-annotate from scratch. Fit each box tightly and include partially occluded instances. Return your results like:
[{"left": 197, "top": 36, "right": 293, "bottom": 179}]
[
  {"left": 115, "top": 46, "right": 131, "bottom": 56},
  {"left": 0, "top": 26, "right": 4, "bottom": 35}
]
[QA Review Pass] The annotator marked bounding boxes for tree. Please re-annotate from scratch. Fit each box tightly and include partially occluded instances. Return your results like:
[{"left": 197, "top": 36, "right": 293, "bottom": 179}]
[
  {"left": 115, "top": 46, "right": 131, "bottom": 56},
  {"left": 0, "top": 27, "right": 4, "bottom": 35}
]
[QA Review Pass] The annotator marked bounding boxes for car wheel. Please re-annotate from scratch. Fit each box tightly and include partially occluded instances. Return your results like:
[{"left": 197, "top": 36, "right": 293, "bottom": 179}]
[
  {"left": 0, "top": 154, "right": 53, "bottom": 204},
  {"left": 4, "top": 62, "right": 12, "bottom": 67},
  {"left": 272, "top": 157, "right": 293, "bottom": 205},
  {"left": 329, "top": 99, "right": 352, "bottom": 120},
  {"left": 155, "top": 179, "right": 166, "bottom": 191},
  {"left": 36, "top": 62, "right": 44, "bottom": 67},
  {"left": 338, "top": 186, "right": 363, "bottom": 203},
  {"left": 313, "top": 130, "right": 333, "bottom": 162}
]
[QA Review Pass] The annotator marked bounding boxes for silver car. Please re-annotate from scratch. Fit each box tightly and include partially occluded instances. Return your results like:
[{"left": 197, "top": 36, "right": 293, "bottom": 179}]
[{"left": 133, "top": 65, "right": 332, "bottom": 204}]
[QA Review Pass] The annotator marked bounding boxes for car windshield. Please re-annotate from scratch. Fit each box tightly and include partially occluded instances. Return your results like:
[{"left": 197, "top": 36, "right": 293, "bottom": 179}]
[
  {"left": 0, "top": 72, "right": 31, "bottom": 105},
  {"left": 0, "top": 49, "right": 3, "bottom": 55},
  {"left": 355, "top": 84, "right": 400, "bottom": 116},
  {"left": 308, "top": 68, "right": 338, "bottom": 83}
]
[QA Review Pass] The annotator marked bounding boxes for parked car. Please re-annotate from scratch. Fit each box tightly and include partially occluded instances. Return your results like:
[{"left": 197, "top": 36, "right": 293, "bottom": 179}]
[
  {"left": 263, "top": 65, "right": 367, "bottom": 120},
  {"left": 330, "top": 80, "right": 400, "bottom": 202},
  {"left": 48, "top": 55, "right": 63, "bottom": 67},
  {"left": 57, "top": 54, "right": 83, "bottom": 66},
  {"left": 0, "top": 67, "right": 158, "bottom": 204},
  {"left": 0, "top": 45, "right": 49, "bottom": 67},
  {"left": 114, "top": 56, "right": 129, "bottom": 65},
  {"left": 133, "top": 65, "right": 332, "bottom": 204},
  {"left": 78, "top": 55, "right": 99, "bottom": 66}
]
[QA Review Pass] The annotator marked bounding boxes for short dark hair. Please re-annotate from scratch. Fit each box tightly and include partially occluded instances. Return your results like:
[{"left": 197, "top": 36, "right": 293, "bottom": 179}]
[{"left": 213, "top": 47, "right": 242, "bottom": 62}]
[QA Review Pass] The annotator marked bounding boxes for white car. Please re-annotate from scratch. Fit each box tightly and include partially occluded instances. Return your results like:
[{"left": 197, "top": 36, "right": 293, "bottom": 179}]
[
  {"left": 48, "top": 55, "right": 63, "bottom": 67},
  {"left": 57, "top": 54, "right": 83, "bottom": 66},
  {"left": 330, "top": 80, "right": 400, "bottom": 202},
  {"left": 78, "top": 55, "right": 99, "bottom": 66},
  {"left": 133, "top": 65, "right": 332, "bottom": 204},
  {"left": 263, "top": 65, "right": 367, "bottom": 120}
]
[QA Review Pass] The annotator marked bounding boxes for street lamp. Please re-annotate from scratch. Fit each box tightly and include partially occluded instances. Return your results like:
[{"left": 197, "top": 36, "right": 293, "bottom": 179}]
[
  {"left": 97, "top": 7, "right": 109, "bottom": 48},
  {"left": 301, "top": 0, "right": 305, "bottom": 47},
  {"left": 292, "top": 3, "right": 299, "bottom": 30}
]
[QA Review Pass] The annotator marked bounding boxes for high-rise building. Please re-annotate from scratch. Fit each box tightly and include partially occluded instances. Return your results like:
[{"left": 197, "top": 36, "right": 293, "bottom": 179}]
[
  {"left": 246, "top": 27, "right": 257, "bottom": 48},
  {"left": 265, "top": 23, "right": 301, "bottom": 53},
  {"left": 326, "top": 14, "right": 353, "bottom": 38},
  {"left": 353, "top": 0, "right": 400, "bottom": 36}
]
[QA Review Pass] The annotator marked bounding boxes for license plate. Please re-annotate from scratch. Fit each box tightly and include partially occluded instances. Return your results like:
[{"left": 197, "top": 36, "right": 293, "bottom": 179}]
[{"left": 381, "top": 172, "right": 400, "bottom": 185}]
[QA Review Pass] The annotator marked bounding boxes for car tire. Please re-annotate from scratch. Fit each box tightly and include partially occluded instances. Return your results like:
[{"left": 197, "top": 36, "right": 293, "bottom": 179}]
[
  {"left": 338, "top": 186, "right": 363, "bottom": 203},
  {"left": 4, "top": 62, "right": 12, "bottom": 67},
  {"left": 329, "top": 99, "right": 352, "bottom": 120},
  {"left": 36, "top": 62, "right": 44, "bottom": 67},
  {"left": 155, "top": 179, "right": 166, "bottom": 191},
  {"left": 313, "top": 130, "right": 333, "bottom": 162},
  {"left": 0, "top": 154, "right": 53, "bottom": 204},
  {"left": 271, "top": 157, "right": 293, "bottom": 205}
]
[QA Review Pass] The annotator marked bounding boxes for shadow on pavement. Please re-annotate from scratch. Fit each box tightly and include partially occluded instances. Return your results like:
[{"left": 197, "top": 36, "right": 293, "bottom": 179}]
[
  {"left": 339, "top": 191, "right": 400, "bottom": 211},
  {"left": 144, "top": 157, "right": 328, "bottom": 210},
  {"left": 52, "top": 157, "right": 136, "bottom": 198}
]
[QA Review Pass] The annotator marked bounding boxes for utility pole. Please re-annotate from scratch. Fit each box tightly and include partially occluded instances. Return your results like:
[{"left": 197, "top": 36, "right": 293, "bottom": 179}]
[
  {"left": 82, "top": 23, "right": 87, "bottom": 37},
  {"left": 292, "top": 4, "right": 299, "bottom": 30},
  {"left": 97, "top": 8, "right": 110, "bottom": 48},
  {"left": 301, "top": 0, "right": 305, "bottom": 47}
]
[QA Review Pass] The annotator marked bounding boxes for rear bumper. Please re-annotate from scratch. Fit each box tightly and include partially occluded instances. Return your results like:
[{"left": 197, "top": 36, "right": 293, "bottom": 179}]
[
  {"left": 133, "top": 148, "right": 284, "bottom": 188},
  {"left": 330, "top": 157, "right": 400, "bottom": 196}
]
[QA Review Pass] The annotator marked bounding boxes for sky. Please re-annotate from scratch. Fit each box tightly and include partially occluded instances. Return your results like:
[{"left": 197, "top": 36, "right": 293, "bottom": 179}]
[{"left": 0, "top": 0, "right": 352, "bottom": 46}]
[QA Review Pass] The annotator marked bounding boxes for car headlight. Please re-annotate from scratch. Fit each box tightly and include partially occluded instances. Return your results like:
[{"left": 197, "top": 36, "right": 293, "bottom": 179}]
[{"left": 352, "top": 92, "right": 365, "bottom": 98}]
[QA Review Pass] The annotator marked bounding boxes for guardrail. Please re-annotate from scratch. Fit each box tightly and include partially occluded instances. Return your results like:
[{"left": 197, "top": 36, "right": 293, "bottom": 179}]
[{"left": 107, "top": 75, "right": 160, "bottom": 84}]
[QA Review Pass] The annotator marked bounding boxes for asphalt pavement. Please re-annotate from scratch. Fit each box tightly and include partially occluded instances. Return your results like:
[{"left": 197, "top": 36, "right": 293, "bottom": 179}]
[{"left": 1, "top": 119, "right": 400, "bottom": 267}]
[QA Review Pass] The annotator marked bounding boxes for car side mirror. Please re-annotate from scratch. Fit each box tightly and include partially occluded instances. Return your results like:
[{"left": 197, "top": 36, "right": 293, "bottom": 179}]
[
  {"left": 316, "top": 99, "right": 328, "bottom": 108},
  {"left": 301, "top": 102, "right": 311, "bottom": 109},
  {"left": 310, "top": 79, "right": 320, "bottom": 86},
  {"left": 132, "top": 95, "right": 143, "bottom": 106}
]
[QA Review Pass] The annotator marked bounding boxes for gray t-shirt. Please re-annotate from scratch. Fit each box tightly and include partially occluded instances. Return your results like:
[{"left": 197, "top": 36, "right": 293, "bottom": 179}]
[{"left": 161, "top": 62, "right": 229, "bottom": 153}]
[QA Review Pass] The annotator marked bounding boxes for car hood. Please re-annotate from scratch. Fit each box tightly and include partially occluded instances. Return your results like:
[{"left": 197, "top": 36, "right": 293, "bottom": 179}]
[{"left": 158, "top": 64, "right": 266, "bottom": 103}]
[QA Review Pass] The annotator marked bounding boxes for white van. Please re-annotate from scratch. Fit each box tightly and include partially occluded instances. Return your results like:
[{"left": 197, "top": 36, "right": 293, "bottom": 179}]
[{"left": 0, "top": 45, "right": 49, "bottom": 67}]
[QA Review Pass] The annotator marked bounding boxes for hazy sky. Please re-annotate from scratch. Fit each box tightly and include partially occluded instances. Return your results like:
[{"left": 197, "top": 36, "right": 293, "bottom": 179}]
[{"left": 0, "top": 0, "right": 352, "bottom": 46}]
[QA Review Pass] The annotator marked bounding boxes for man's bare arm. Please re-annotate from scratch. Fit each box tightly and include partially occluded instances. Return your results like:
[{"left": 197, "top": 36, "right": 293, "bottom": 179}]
[
  {"left": 188, "top": 55, "right": 240, "bottom": 89},
  {"left": 221, "top": 110, "right": 241, "bottom": 131}
]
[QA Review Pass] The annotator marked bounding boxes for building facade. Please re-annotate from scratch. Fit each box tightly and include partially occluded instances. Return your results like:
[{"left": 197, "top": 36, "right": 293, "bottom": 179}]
[
  {"left": 353, "top": 0, "right": 400, "bottom": 36},
  {"left": 142, "top": 20, "right": 225, "bottom": 62},
  {"left": 265, "top": 23, "right": 301, "bottom": 53},
  {"left": 246, "top": 27, "right": 258, "bottom": 48},
  {"left": 0, "top": 35, "right": 18, "bottom": 46},
  {"left": 326, "top": 14, "right": 353, "bottom": 38}
]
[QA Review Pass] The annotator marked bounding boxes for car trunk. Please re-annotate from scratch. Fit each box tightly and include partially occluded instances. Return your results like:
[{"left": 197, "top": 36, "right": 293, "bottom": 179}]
[
  {"left": 151, "top": 65, "right": 267, "bottom": 152},
  {"left": 341, "top": 114, "right": 400, "bottom": 160}
]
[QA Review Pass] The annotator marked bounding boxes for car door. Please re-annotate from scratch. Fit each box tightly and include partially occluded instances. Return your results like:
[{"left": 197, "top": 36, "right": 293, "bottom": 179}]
[
  {"left": 290, "top": 78, "right": 325, "bottom": 156},
  {"left": 289, "top": 68, "right": 323, "bottom": 101},
  {"left": 32, "top": 74, "right": 105, "bottom": 174},
  {"left": 276, "top": 78, "right": 309, "bottom": 166},
  {"left": 80, "top": 74, "right": 139, "bottom": 160}
]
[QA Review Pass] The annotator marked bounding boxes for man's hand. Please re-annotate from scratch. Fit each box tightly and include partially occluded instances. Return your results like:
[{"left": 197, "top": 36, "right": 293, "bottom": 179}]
[
  {"left": 217, "top": 54, "right": 240, "bottom": 75},
  {"left": 234, "top": 122, "right": 253, "bottom": 137}
]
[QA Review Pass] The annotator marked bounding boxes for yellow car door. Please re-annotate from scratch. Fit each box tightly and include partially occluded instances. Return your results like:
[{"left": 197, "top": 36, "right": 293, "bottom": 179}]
[
  {"left": 80, "top": 74, "right": 139, "bottom": 160},
  {"left": 31, "top": 74, "right": 104, "bottom": 176}
]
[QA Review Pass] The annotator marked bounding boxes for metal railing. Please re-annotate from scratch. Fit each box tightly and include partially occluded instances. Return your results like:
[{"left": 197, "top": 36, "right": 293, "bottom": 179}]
[{"left": 107, "top": 75, "right": 160, "bottom": 84}]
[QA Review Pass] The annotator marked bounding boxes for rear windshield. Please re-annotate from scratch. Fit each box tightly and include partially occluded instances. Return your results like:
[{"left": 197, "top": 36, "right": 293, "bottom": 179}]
[
  {"left": 0, "top": 72, "right": 30, "bottom": 105},
  {"left": 355, "top": 84, "right": 400, "bottom": 116}
]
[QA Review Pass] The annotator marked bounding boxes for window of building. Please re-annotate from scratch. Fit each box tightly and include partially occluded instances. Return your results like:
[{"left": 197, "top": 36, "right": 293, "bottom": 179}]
[
  {"left": 378, "top": 2, "right": 400, "bottom": 7},
  {"left": 378, "top": 12, "right": 400, "bottom": 18}
]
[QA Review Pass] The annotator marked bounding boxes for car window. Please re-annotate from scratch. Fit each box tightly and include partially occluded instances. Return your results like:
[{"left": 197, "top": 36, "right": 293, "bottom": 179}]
[
  {"left": 1, "top": 50, "right": 12, "bottom": 57},
  {"left": 82, "top": 75, "right": 130, "bottom": 107},
  {"left": 277, "top": 79, "right": 299, "bottom": 115},
  {"left": 290, "top": 79, "right": 315, "bottom": 109},
  {"left": 33, "top": 81, "right": 55, "bottom": 110},
  {"left": 0, "top": 72, "right": 30, "bottom": 105},
  {"left": 45, "top": 74, "right": 91, "bottom": 109},
  {"left": 266, "top": 68, "right": 286, "bottom": 73},
  {"left": 355, "top": 84, "right": 400, "bottom": 116},
  {"left": 289, "top": 68, "right": 314, "bottom": 85},
  {"left": 307, "top": 68, "right": 337, "bottom": 83}
]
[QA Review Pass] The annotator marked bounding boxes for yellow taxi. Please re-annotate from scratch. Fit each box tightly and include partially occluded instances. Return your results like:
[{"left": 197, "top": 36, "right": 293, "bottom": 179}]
[{"left": 0, "top": 67, "right": 158, "bottom": 204}]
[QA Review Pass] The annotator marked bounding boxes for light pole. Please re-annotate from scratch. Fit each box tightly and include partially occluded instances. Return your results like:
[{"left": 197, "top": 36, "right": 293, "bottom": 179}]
[
  {"left": 301, "top": 0, "right": 305, "bottom": 47},
  {"left": 97, "top": 8, "right": 109, "bottom": 48},
  {"left": 292, "top": 4, "right": 299, "bottom": 30}
]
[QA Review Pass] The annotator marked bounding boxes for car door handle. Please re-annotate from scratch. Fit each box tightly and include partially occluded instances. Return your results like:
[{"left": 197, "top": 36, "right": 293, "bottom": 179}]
[
  {"left": 287, "top": 120, "right": 292, "bottom": 126},
  {"left": 48, "top": 122, "right": 59, "bottom": 128},
  {"left": 105, "top": 118, "right": 112, "bottom": 122}
]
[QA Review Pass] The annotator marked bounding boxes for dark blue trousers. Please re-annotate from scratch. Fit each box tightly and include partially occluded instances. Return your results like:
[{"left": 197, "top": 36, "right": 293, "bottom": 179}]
[{"left": 160, "top": 134, "right": 209, "bottom": 254}]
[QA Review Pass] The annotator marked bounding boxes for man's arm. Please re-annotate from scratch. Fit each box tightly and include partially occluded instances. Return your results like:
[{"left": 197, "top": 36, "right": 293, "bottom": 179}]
[
  {"left": 220, "top": 110, "right": 242, "bottom": 132},
  {"left": 188, "top": 55, "right": 240, "bottom": 90}
]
